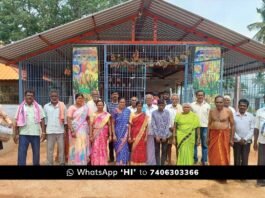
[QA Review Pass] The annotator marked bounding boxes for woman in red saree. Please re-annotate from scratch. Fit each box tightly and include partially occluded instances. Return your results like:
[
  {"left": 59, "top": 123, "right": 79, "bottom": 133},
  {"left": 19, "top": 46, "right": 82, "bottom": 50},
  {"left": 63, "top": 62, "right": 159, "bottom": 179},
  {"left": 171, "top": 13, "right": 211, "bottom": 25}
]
[
  {"left": 90, "top": 100, "right": 111, "bottom": 165},
  {"left": 130, "top": 101, "right": 148, "bottom": 165}
]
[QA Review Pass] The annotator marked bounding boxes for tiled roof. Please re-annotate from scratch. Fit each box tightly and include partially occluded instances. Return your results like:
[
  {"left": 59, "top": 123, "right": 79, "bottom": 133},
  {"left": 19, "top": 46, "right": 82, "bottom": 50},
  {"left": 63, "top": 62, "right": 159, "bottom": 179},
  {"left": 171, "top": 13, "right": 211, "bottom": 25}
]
[{"left": 0, "top": 64, "right": 18, "bottom": 80}]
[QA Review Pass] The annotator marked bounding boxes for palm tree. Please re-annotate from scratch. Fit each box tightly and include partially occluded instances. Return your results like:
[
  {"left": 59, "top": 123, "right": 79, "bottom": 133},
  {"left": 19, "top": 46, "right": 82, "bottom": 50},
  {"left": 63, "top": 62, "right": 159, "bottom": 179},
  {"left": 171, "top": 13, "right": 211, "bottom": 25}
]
[{"left": 248, "top": 1, "right": 265, "bottom": 43}]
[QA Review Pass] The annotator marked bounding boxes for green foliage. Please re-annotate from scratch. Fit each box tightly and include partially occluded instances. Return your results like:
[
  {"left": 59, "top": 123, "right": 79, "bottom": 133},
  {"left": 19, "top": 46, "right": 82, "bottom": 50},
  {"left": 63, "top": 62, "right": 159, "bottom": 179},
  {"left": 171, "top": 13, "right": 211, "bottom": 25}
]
[
  {"left": 0, "top": 0, "right": 128, "bottom": 44},
  {"left": 248, "top": 0, "right": 265, "bottom": 43},
  {"left": 223, "top": 77, "right": 248, "bottom": 92},
  {"left": 253, "top": 71, "right": 265, "bottom": 95},
  {"left": 223, "top": 77, "right": 235, "bottom": 90}
]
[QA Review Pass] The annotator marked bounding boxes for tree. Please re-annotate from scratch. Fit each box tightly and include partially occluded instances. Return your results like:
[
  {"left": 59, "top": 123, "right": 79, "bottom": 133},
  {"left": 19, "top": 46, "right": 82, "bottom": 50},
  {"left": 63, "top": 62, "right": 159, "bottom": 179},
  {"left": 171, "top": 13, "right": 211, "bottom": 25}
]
[
  {"left": 223, "top": 76, "right": 248, "bottom": 96},
  {"left": 252, "top": 71, "right": 265, "bottom": 103},
  {"left": 0, "top": 0, "right": 128, "bottom": 44},
  {"left": 223, "top": 76, "right": 235, "bottom": 91},
  {"left": 0, "top": 0, "right": 40, "bottom": 43},
  {"left": 247, "top": 0, "right": 265, "bottom": 43},
  {"left": 253, "top": 71, "right": 265, "bottom": 94}
]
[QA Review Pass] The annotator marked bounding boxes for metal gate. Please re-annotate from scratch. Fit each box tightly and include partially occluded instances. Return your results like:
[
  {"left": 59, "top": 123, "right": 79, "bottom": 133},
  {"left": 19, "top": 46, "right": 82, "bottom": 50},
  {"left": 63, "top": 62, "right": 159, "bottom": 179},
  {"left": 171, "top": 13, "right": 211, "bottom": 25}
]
[{"left": 103, "top": 44, "right": 146, "bottom": 104}]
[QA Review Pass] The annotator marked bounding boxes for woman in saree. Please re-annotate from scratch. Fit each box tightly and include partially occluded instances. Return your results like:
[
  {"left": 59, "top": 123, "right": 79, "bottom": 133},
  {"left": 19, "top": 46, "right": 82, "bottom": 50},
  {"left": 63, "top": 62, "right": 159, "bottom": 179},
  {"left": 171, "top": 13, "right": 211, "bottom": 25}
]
[
  {"left": 174, "top": 103, "right": 200, "bottom": 165},
  {"left": 130, "top": 101, "right": 148, "bottom": 165},
  {"left": 90, "top": 100, "right": 111, "bottom": 165},
  {"left": 112, "top": 98, "right": 131, "bottom": 165},
  {"left": 67, "top": 93, "right": 90, "bottom": 165}
]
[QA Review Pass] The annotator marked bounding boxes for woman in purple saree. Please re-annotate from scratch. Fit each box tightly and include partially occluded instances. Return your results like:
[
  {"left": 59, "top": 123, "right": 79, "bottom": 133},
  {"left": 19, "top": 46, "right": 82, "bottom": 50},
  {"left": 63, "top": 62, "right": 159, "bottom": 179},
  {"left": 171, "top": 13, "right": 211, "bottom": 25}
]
[{"left": 112, "top": 98, "right": 131, "bottom": 165}]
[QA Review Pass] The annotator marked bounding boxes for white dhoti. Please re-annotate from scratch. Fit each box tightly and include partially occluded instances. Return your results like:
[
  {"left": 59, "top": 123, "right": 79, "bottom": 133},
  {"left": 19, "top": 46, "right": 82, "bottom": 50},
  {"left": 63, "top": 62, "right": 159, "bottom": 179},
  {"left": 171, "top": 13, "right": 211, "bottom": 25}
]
[{"left": 147, "top": 135, "right": 156, "bottom": 165}]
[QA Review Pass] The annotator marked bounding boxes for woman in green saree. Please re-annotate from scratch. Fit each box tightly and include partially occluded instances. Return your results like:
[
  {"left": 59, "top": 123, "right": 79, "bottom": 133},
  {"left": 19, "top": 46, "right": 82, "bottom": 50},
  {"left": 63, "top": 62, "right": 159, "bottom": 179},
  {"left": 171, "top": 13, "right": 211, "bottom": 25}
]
[{"left": 174, "top": 103, "right": 200, "bottom": 165}]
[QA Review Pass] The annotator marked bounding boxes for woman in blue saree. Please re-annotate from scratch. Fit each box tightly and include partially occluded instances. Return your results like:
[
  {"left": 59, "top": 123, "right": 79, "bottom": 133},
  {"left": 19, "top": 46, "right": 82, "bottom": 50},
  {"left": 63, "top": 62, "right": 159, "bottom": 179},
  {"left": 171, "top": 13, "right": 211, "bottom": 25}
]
[{"left": 112, "top": 98, "right": 131, "bottom": 165}]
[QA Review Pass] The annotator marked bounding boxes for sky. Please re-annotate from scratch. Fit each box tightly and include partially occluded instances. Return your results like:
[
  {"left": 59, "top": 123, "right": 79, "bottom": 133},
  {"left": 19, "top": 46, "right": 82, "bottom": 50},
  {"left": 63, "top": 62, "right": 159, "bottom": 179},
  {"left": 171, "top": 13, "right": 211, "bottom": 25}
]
[{"left": 167, "top": 0, "right": 262, "bottom": 38}]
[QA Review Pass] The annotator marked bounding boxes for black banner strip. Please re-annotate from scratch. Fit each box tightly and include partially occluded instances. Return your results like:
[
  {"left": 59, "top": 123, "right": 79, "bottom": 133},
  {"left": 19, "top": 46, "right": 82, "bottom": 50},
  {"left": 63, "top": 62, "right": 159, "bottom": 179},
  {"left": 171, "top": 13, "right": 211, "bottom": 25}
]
[{"left": 0, "top": 166, "right": 263, "bottom": 180}]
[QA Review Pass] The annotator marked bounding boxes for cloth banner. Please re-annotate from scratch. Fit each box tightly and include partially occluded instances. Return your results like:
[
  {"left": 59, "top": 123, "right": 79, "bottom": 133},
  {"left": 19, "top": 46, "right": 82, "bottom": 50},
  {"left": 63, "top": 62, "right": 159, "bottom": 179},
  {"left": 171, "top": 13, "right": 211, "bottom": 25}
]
[
  {"left": 193, "top": 47, "right": 221, "bottom": 104},
  {"left": 72, "top": 47, "right": 98, "bottom": 101}
]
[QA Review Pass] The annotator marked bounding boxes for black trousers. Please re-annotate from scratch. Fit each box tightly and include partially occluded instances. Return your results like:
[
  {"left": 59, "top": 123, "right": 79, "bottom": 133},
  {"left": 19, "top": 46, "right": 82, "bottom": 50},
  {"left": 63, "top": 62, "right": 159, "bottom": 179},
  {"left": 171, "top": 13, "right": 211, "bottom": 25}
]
[
  {"left": 233, "top": 142, "right": 250, "bottom": 166},
  {"left": 154, "top": 140, "right": 168, "bottom": 166},
  {"left": 108, "top": 142, "right": 114, "bottom": 162},
  {"left": 257, "top": 143, "right": 265, "bottom": 185}
]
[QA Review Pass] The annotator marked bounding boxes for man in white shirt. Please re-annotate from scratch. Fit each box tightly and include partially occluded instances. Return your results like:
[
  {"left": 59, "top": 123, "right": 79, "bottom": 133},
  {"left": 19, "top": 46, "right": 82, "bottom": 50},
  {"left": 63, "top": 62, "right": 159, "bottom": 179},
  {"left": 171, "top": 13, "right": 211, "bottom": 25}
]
[
  {"left": 165, "top": 93, "right": 183, "bottom": 165},
  {"left": 254, "top": 105, "right": 265, "bottom": 186},
  {"left": 44, "top": 90, "right": 67, "bottom": 165},
  {"left": 87, "top": 90, "right": 107, "bottom": 114},
  {"left": 127, "top": 96, "right": 138, "bottom": 113},
  {"left": 224, "top": 95, "right": 236, "bottom": 114},
  {"left": 143, "top": 94, "right": 158, "bottom": 165},
  {"left": 233, "top": 99, "right": 254, "bottom": 166},
  {"left": 191, "top": 90, "right": 210, "bottom": 165}
]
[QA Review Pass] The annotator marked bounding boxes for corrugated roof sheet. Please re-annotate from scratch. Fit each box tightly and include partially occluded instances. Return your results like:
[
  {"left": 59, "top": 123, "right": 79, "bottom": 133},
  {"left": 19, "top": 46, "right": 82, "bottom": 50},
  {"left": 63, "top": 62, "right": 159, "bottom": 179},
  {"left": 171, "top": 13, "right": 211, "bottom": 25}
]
[
  {"left": 0, "top": 64, "right": 18, "bottom": 80},
  {"left": 0, "top": 0, "right": 265, "bottom": 65}
]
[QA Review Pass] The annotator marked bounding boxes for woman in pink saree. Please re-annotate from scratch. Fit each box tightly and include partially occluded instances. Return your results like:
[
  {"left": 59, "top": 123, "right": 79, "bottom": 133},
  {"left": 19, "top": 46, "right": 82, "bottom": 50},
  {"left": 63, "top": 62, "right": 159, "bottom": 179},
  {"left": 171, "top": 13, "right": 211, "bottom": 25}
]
[
  {"left": 90, "top": 100, "right": 111, "bottom": 165},
  {"left": 67, "top": 93, "right": 90, "bottom": 165}
]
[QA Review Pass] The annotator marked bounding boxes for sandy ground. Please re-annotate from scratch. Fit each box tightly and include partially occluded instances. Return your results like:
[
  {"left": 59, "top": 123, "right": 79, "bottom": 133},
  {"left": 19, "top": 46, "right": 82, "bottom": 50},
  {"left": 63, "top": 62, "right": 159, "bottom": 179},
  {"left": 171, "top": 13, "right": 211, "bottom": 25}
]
[{"left": 0, "top": 141, "right": 264, "bottom": 198}]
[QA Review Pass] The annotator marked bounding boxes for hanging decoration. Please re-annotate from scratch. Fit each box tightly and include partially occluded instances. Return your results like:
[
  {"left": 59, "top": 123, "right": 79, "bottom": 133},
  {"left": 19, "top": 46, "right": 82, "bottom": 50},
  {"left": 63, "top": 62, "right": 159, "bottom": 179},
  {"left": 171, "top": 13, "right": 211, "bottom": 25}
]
[{"left": 109, "top": 49, "right": 191, "bottom": 69}]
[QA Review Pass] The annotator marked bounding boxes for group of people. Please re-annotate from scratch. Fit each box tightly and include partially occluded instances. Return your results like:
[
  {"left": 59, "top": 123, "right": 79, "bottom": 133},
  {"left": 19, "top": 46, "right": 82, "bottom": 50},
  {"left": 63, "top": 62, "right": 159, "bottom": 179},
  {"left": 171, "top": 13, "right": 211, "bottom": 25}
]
[{"left": 0, "top": 89, "right": 265, "bottom": 185}]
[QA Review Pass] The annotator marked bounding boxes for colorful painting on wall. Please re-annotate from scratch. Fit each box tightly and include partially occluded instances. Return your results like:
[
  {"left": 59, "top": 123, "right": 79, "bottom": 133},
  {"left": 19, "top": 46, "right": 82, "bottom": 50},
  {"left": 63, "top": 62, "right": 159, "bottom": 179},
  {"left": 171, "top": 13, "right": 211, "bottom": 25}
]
[
  {"left": 193, "top": 47, "right": 221, "bottom": 104},
  {"left": 72, "top": 47, "right": 98, "bottom": 101}
]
